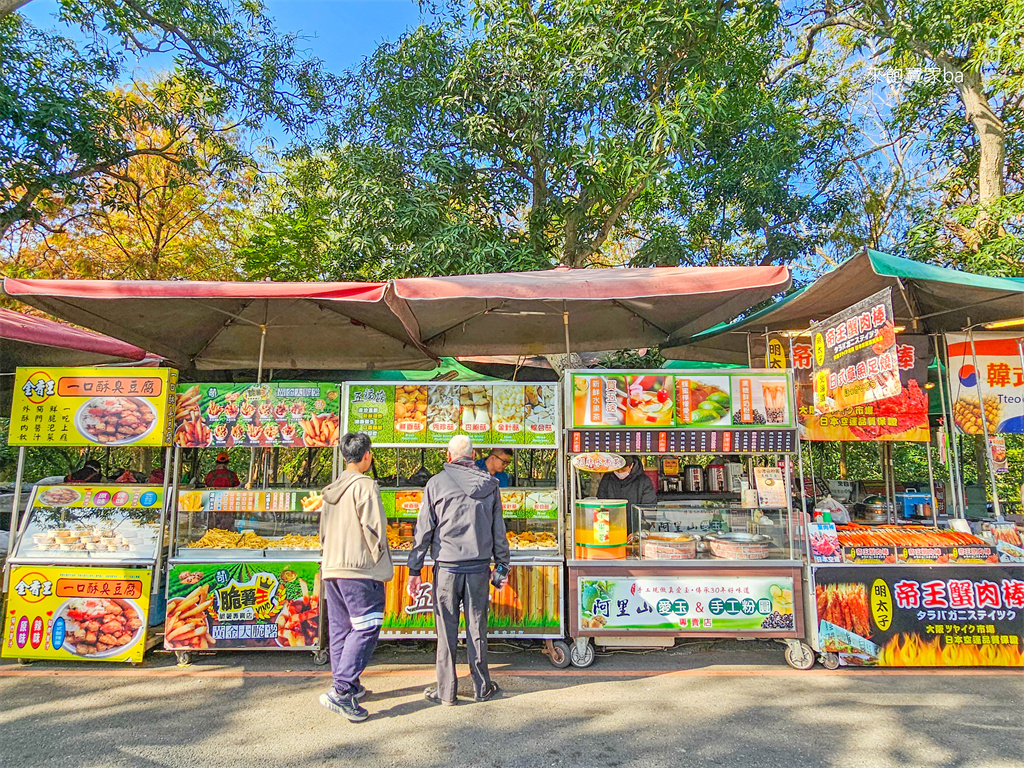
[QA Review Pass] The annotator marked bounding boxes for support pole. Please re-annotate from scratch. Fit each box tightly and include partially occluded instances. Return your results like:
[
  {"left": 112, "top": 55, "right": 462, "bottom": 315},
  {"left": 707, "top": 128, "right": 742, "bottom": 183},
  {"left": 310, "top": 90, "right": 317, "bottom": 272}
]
[
  {"left": 934, "top": 334, "right": 961, "bottom": 517},
  {"left": 247, "top": 322, "right": 268, "bottom": 489},
  {"left": 968, "top": 329, "right": 1001, "bottom": 518},
  {"left": 153, "top": 445, "right": 177, "bottom": 595},
  {"left": 926, "top": 442, "right": 938, "bottom": 528},
  {"left": 3, "top": 446, "right": 27, "bottom": 592}
]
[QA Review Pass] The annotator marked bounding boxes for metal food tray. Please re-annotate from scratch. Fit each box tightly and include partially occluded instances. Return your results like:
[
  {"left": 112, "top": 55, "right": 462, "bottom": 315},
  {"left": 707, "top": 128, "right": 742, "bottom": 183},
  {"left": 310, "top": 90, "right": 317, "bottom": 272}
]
[{"left": 177, "top": 547, "right": 267, "bottom": 559}]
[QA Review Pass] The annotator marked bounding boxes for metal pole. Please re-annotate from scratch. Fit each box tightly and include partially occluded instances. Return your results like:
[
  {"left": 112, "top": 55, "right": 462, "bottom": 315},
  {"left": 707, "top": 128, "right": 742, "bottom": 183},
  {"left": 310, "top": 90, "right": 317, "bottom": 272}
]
[
  {"left": 938, "top": 334, "right": 967, "bottom": 517},
  {"left": 247, "top": 322, "right": 268, "bottom": 489},
  {"left": 787, "top": 336, "right": 810, "bottom": 547},
  {"left": 155, "top": 445, "right": 181, "bottom": 597},
  {"left": 933, "top": 334, "right": 960, "bottom": 517},
  {"left": 968, "top": 328, "right": 1001, "bottom": 518},
  {"left": 3, "top": 446, "right": 27, "bottom": 592},
  {"left": 926, "top": 442, "right": 938, "bottom": 528},
  {"left": 151, "top": 448, "right": 174, "bottom": 598}
]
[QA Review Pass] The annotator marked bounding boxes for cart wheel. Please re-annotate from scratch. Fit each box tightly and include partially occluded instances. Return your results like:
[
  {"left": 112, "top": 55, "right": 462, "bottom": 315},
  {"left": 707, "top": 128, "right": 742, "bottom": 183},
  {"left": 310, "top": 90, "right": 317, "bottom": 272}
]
[
  {"left": 820, "top": 652, "right": 840, "bottom": 670},
  {"left": 312, "top": 649, "right": 330, "bottom": 666},
  {"left": 784, "top": 642, "right": 816, "bottom": 671},
  {"left": 569, "top": 639, "right": 595, "bottom": 668},
  {"left": 175, "top": 651, "right": 192, "bottom": 666},
  {"left": 548, "top": 640, "right": 572, "bottom": 669}
]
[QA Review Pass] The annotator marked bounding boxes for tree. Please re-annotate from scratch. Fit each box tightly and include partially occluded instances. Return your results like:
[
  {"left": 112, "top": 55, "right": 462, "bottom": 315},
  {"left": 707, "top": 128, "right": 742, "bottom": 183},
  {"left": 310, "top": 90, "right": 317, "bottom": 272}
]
[
  {"left": 0, "top": 0, "right": 337, "bottom": 240},
  {"left": 302, "top": 0, "right": 847, "bottom": 274},
  {"left": 4, "top": 79, "right": 250, "bottom": 282},
  {"left": 781, "top": 1, "right": 1024, "bottom": 276}
]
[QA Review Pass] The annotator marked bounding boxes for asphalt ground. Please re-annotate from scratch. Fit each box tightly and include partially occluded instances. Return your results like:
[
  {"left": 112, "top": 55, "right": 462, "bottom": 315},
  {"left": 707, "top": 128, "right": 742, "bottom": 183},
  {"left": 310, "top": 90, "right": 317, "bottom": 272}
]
[{"left": 1, "top": 640, "right": 1022, "bottom": 768}]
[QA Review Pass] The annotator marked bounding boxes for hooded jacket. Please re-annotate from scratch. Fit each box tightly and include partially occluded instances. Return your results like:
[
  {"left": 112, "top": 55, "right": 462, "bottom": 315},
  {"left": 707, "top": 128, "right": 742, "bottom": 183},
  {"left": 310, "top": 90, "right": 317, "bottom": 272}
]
[
  {"left": 406, "top": 458, "right": 510, "bottom": 576},
  {"left": 596, "top": 458, "right": 657, "bottom": 517},
  {"left": 319, "top": 469, "right": 394, "bottom": 582}
]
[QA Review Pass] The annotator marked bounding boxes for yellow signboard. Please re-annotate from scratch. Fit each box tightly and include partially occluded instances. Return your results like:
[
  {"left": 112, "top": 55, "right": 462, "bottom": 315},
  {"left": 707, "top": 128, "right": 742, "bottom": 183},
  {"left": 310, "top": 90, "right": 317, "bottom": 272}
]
[
  {"left": 2, "top": 565, "right": 151, "bottom": 663},
  {"left": 9, "top": 367, "right": 177, "bottom": 447}
]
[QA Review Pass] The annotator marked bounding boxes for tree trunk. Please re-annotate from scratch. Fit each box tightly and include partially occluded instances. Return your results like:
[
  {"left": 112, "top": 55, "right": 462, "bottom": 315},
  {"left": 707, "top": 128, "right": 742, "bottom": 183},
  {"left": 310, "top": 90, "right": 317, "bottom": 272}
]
[
  {"left": 0, "top": 0, "right": 32, "bottom": 18},
  {"left": 951, "top": 71, "right": 1006, "bottom": 244}
]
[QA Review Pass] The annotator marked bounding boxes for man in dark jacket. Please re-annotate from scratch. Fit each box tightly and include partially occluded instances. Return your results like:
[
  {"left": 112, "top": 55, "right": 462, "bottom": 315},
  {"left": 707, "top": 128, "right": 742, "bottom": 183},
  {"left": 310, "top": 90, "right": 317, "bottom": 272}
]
[
  {"left": 597, "top": 456, "right": 657, "bottom": 519},
  {"left": 407, "top": 434, "right": 510, "bottom": 706}
]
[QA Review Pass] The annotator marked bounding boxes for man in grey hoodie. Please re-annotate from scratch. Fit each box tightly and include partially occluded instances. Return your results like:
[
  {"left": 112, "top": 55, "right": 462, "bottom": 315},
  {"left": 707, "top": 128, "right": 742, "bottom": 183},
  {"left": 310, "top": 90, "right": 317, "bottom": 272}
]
[
  {"left": 318, "top": 432, "right": 393, "bottom": 722},
  {"left": 407, "top": 434, "right": 510, "bottom": 706}
]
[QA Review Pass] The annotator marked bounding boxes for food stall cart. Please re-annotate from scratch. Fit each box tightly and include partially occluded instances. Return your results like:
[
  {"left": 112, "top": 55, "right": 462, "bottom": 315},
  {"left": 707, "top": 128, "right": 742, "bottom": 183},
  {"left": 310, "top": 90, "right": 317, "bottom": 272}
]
[
  {"left": 664, "top": 253, "right": 1024, "bottom": 667},
  {"left": 564, "top": 368, "right": 809, "bottom": 669},
  {"left": 165, "top": 381, "right": 339, "bottom": 664},
  {"left": 2, "top": 366, "right": 177, "bottom": 664},
  {"left": 343, "top": 380, "right": 570, "bottom": 665}
]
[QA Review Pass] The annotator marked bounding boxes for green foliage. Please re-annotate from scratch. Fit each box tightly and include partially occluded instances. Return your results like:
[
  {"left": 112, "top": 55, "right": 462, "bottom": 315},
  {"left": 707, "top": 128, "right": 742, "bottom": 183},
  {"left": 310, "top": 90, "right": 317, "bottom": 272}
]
[
  {"left": 0, "top": 0, "right": 338, "bottom": 239},
  {"left": 242, "top": 0, "right": 848, "bottom": 278}
]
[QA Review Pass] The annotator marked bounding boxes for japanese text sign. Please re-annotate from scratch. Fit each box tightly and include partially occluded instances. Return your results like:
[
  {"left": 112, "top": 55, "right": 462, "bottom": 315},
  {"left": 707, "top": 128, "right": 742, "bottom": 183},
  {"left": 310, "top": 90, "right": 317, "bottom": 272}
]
[
  {"left": 10, "top": 367, "right": 177, "bottom": 447},
  {"left": 771, "top": 333, "right": 931, "bottom": 442},
  {"left": 815, "top": 565, "right": 1024, "bottom": 667},
  {"left": 809, "top": 289, "right": 901, "bottom": 415}
]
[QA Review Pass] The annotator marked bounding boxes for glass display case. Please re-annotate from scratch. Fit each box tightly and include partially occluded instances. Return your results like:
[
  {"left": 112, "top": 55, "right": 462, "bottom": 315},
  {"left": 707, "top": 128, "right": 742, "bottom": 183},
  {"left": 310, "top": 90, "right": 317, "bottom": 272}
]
[
  {"left": 10, "top": 484, "right": 166, "bottom": 566},
  {"left": 636, "top": 501, "right": 798, "bottom": 562},
  {"left": 173, "top": 488, "right": 322, "bottom": 559}
]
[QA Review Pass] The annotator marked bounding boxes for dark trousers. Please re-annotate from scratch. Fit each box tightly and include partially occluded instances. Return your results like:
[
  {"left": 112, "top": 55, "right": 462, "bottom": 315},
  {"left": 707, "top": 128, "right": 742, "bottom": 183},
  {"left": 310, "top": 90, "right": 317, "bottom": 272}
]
[
  {"left": 323, "top": 578, "right": 385, "bottom": 696},
  {"left": 433, "top": 569, "right": 491, "bottom": 702}
]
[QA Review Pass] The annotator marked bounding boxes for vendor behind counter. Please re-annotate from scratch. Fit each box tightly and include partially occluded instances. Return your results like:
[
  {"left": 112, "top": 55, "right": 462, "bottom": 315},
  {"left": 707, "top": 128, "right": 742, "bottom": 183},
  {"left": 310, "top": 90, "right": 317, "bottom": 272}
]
[{"left": 597, "top": 456, "right": 656, "bottom": 523}]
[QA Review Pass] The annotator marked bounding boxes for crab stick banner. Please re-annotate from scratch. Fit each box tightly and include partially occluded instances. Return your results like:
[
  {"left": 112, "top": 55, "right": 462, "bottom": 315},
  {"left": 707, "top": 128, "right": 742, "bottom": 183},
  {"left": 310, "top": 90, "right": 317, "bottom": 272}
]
[
  {"left": 809, "top": 289, "right": 901, "bottom": 415},
  {"left": 945, "top": 333, "right": 1024, "bottom": 434},
  {"left": 769, "top": 334, "right": 931, "bottom": 442}
]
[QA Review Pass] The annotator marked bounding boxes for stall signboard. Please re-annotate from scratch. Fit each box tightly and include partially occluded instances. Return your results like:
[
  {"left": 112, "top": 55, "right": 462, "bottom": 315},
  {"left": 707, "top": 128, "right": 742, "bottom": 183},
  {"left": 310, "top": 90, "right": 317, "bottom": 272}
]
[
  {"left": 165, "top": 561, "right": 319, "bottom": 650},
  {"left": 178, "top": 487, "right": 324, "bottom": 516},
  {"left": 577, "top": 575, "right": 796, "bottom": 632},
  {"left": 809, "top": 289, "right": 901, "bottom": 415},
  {"left": 382, "top": 563, "right": 561, "bottom": 637},
  {"left": 2, "top": 565, "right": 151, "bottom": 662},
  {"left": 815, "top": 565, "right": 1024, "bottom": 667},
  {"left": 569, "top": 370, "right": 793, "bottom": 429},
  {"left": 9, "top": 367, "right": 177, "bottom": 447},
  {"left": 379, "top": 488, "right": 558, "bottom": 520},
  {"left": 770, "top": 334, "right": 931, "bottom": 442},
  {"left": 173, "top": 382, "right": 340, "bottom": 448},
  {"left": 343, "top": 382, "right": 557, "bottom": 447},
  {"left": 945, "top": 332, "right": 1024, "bottom": 434}
]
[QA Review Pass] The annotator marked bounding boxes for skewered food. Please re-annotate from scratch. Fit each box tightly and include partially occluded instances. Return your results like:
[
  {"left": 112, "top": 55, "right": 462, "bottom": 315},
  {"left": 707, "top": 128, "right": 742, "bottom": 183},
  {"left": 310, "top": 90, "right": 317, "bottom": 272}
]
[{"left": 836, "top": 525, "right": 987, "bottom": 548}]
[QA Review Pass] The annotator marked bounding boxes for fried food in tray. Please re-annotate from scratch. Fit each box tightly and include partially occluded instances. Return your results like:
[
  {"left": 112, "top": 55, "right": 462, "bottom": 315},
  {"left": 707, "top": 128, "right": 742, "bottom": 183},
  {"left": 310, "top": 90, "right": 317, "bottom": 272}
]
[
  {"left": 186, "top": 528, "right": 270, "bottom": 549},
  {"left": 266, "top": 533, "right": 320, "bottom": 549},
  {"left": 506, "top": 530, "right": 557, "bottom": 549},
  {"left": 386, "top": 524, "right": 413, "bottom": 550}
]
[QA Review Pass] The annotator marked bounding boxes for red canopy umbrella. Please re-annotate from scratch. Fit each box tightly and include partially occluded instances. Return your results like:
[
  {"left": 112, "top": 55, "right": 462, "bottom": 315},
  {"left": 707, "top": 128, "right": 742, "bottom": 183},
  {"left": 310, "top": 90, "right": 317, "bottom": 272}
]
[
  {"left": 3, "top": 279, "right": 436, "bottom": 372},
  {"left": 389, "top": 265, "right": 791, "bottom": 357},
  {"left": 0, "top": 306, "right": 147, "bottom": 371}
]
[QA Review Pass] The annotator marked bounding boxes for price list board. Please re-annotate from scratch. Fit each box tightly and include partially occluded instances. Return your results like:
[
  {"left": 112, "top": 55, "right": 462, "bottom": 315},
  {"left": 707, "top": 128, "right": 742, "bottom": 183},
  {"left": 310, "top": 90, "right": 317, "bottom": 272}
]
[{"left": 568, "top": 428, "right": 796, "bottom": 455}]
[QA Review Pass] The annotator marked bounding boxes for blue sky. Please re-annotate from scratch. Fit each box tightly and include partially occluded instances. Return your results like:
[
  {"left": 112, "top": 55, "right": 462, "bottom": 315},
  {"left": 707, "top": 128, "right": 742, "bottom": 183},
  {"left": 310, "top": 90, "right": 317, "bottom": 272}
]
[{"left": 21, "top": 0, "right": 424, "bottom": 78}]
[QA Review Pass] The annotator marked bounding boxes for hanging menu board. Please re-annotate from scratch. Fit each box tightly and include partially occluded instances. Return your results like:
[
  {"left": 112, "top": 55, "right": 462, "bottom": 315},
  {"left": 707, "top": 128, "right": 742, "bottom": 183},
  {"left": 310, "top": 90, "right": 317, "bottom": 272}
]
[
  {"left": 173, "top": 382, "right": 340, "bottom": 448},
  {"left": 568, "top": 370, "right": 794, "bottom": 430},
  {"left": 344, "top": 382, "right": 558, "bottom": 447},
  {"left": 9, "top": 367, "right": 177, "bottom": 447}
]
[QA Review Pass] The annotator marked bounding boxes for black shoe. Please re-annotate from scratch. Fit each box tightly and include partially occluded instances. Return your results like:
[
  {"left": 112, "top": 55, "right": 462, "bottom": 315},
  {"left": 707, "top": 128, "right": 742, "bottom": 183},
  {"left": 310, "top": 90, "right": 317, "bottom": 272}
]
[
  {"left": 352, "top": 683, "right": 369, "bottom": 700},
  {"left": 475, "top": 682, "right": 501, "bottom": 702},
  {"left": 320, "top": 689, "right": 369, "bottom": 722},
  {"left": 424, "top": 686, "right": 457, "bottom": 706}
]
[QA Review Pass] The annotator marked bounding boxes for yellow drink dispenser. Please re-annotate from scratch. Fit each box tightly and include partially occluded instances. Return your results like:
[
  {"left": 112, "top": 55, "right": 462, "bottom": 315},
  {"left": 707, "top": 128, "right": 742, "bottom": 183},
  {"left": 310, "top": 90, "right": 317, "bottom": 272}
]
[{"left": 575, "top": 498, "right": 628, "bottom": 560}]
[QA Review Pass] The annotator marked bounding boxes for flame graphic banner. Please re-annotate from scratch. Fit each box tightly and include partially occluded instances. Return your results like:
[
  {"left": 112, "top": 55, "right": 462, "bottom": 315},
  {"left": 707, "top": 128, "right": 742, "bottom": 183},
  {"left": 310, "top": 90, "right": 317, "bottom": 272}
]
[{"left": 813, "top": 565, "right": 1024, "bottom": 667}]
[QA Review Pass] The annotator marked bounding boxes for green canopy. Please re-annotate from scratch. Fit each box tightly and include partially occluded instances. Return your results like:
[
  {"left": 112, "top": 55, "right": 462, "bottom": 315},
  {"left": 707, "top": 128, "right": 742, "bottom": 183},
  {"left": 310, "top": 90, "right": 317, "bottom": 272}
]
[
  {"left": 663, "top": 249, "right": 1024, "bottom": 364},
  {"left": 335, "top": 358, "right": 493, "bottom": 382}
]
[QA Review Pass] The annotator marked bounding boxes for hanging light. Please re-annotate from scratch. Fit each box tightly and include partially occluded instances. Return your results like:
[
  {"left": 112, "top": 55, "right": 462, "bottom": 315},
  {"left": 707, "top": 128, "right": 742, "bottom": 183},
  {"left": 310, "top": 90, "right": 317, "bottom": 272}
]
[{"left": 983, "top": 317, "right": 1024, "bottom": 330}]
